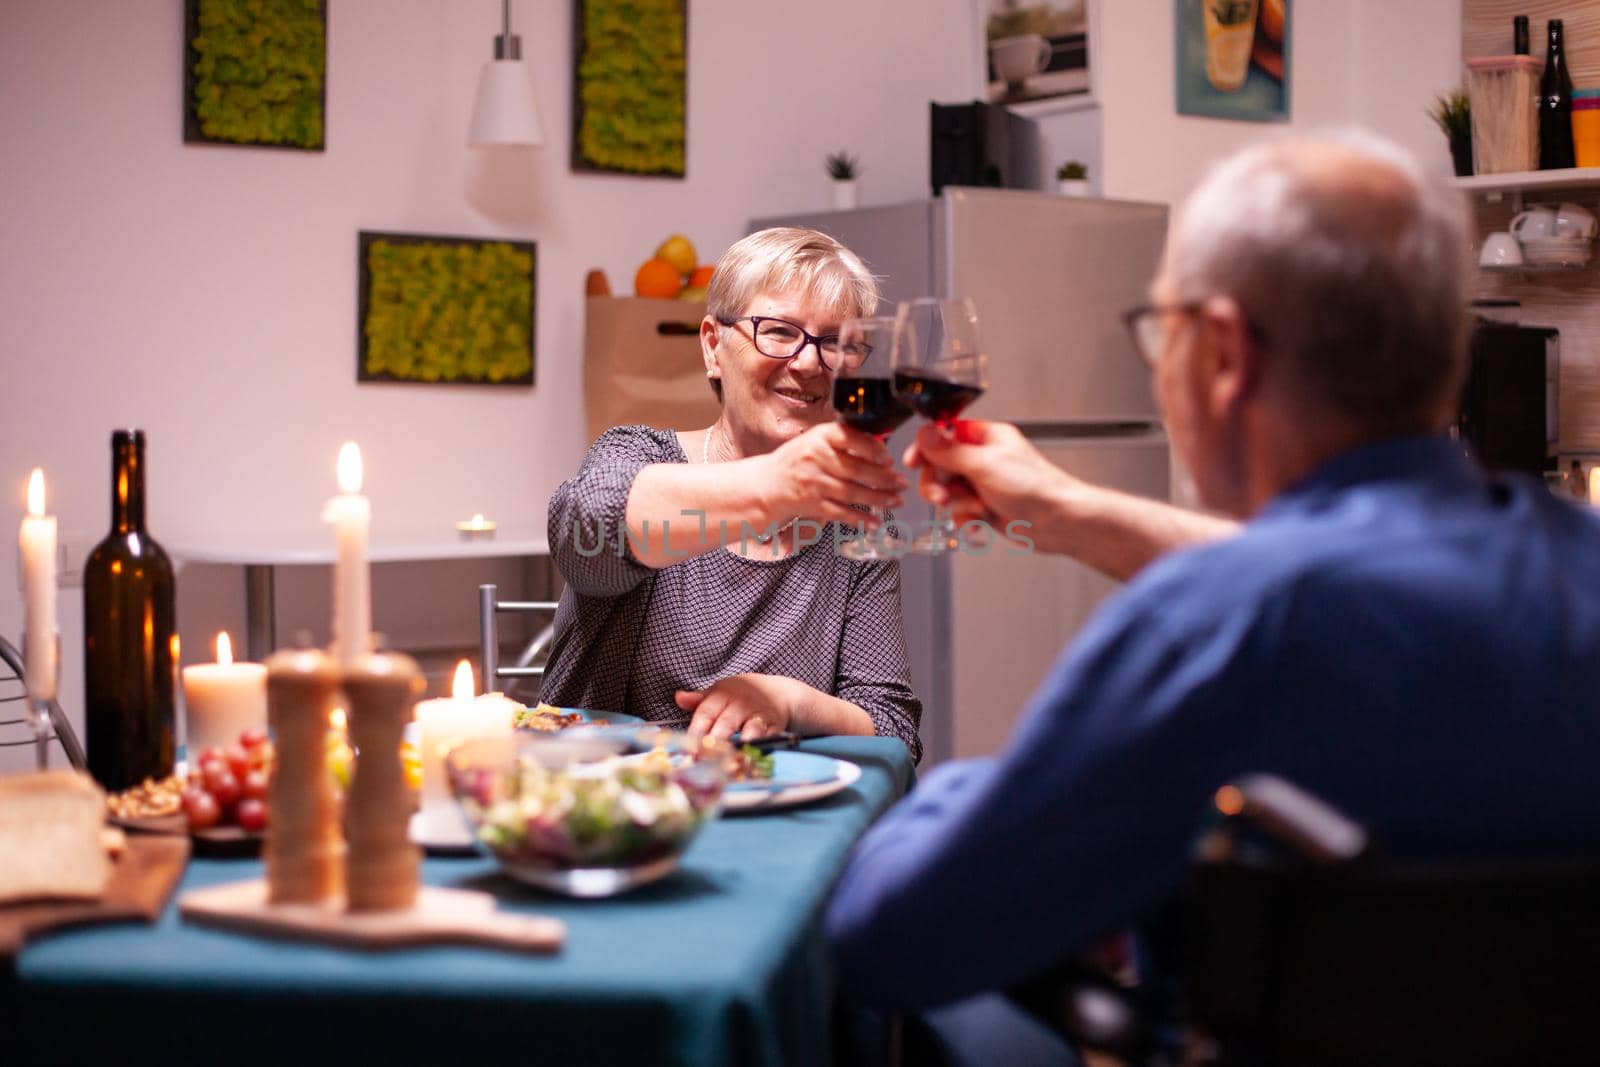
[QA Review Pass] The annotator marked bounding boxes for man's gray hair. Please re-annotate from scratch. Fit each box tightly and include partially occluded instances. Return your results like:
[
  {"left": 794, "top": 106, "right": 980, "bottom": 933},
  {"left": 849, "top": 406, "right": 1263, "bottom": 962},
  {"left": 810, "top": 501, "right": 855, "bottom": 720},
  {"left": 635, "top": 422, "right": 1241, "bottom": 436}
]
[{"left": 1168, "top": 130, "right": 1471, "bottom": 433}]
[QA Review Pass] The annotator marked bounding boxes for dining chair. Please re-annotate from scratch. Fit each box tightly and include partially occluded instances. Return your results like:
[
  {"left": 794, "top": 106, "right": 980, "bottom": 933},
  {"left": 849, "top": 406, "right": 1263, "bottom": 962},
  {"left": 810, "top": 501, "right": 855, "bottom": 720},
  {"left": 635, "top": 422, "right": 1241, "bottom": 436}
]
[
  {"left": 477, "top": 583, "right": 559, "bottom": 698},
  {"left": 1009, "top": 774, "right": 1600, "bottom": 1067},
  {"left": 0, "top": 633, "right": 86, "bottom": 770}
]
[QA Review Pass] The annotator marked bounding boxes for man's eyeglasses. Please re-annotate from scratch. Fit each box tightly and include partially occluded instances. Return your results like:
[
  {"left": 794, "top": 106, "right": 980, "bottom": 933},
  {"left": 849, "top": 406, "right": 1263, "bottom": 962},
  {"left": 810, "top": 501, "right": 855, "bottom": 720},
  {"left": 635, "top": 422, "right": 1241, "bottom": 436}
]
[
  {"left": 718, "top": 316, "right": 872, "bottom": 372},
  {"left": 1121, "top": 303, "right": 1203, "bottom": 368}
]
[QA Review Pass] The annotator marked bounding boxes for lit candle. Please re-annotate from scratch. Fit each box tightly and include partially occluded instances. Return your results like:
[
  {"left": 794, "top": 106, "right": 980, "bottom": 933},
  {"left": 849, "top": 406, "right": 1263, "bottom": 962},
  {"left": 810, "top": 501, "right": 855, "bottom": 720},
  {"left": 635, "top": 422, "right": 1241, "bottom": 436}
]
[
  {"left": 321, "top": 442, "right": 371, "bottom": 668},
  {"left": 413, "top": 660, "right": 514, "bottom": 840},
  {"left": 18, "top": 469, "right": 57, "bottom": 702},
  {"left": 455, "top": 513, "right": 497, "bottom": 540},
  {"left": 181, "top": 631, "right": 268, "bottom": 756}
]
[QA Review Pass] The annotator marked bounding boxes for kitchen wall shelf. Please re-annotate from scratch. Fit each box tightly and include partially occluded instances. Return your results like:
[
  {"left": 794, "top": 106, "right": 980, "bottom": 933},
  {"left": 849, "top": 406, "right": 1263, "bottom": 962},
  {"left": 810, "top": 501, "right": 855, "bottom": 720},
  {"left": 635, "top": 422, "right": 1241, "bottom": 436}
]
[
  {"left": 1456, "top": 167, "right": 1600, "bottom": 207},
  {"left": 1479, "top": 261, "right": 1592, "bottom": 273}
]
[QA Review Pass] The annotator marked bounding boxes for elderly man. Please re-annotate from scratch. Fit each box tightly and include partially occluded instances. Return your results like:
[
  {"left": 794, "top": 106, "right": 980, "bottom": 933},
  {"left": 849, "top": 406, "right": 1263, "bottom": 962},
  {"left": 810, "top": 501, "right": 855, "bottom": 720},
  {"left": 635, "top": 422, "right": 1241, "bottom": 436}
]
[{"left": 824, "top": 131, "right": 1600, "bottom": 1019}]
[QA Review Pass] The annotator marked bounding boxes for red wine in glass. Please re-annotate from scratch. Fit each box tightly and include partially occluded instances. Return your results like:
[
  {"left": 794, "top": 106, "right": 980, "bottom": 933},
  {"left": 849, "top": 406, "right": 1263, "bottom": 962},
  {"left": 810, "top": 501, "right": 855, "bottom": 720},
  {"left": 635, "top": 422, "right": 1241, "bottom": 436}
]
[
  {"left": 834, "top": 377, "right": 915, "bottom": 437},
  {"left": 891, "top": 371, "right": 985, "bottom": 426}
]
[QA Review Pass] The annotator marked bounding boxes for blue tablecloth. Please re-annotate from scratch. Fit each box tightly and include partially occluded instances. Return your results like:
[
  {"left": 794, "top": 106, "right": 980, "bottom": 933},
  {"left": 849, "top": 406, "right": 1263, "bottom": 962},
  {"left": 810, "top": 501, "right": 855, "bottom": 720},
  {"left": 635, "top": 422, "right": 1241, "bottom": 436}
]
[{"left": 11, "top": 737, "right": 914, "bottom": 1067}]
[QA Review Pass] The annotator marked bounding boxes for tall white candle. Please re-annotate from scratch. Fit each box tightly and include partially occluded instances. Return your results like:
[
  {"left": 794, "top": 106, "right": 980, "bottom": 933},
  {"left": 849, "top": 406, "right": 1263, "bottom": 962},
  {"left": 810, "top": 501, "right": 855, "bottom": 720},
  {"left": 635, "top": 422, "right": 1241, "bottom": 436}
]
[
  {"left": 181, "top": 631, "right": 268, "bottom": 756},
  {"left": 413, "top": 660, "right": 515, "bottom": 841},
  {"left": 18, "top": 469, "right": 58, "bottom": 702},
  {"left": 321, "top": 442, "right": 371, "bottom": 668}
]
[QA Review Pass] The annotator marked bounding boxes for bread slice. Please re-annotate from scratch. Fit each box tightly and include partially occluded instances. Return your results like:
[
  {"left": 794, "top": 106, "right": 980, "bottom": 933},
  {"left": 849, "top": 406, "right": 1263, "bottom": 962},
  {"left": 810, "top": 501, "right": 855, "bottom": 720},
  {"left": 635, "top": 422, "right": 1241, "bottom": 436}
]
[{"left": 0, "top": 770, "right": 112, "bottom": 902}]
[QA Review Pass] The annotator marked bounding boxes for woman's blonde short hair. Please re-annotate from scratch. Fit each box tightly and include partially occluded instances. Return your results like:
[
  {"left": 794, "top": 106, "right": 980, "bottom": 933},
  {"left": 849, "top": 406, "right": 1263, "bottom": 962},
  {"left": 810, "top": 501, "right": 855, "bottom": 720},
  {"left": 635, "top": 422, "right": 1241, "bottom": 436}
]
[{"left": 704, "top": 228, "right": 880, "bottom": 399}]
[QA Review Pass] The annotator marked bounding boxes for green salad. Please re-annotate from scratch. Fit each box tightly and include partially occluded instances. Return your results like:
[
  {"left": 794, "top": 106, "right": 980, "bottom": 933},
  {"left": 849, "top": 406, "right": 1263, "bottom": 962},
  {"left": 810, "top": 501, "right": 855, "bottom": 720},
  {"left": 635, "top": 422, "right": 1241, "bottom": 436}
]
[{"left": 452, "top": 755, "right": 720, "bottom": 869}]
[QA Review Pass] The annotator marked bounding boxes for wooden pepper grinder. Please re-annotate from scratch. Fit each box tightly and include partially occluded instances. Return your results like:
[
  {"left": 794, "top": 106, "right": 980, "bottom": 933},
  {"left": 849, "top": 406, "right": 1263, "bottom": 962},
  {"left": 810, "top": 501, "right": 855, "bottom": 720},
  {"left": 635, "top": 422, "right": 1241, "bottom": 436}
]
[
  {"left": 263, "top": 647, "right": 345, "bottom": 904},
  {"left": 342, "top": 648, "right": 424, "bottom": 911}
]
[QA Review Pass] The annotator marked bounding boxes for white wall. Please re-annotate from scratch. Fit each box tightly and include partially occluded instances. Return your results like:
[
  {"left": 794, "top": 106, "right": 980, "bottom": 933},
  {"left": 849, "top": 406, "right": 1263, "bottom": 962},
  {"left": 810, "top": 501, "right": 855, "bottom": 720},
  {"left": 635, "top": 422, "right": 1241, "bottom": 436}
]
[
  {"left": 1100, "top": 0, "right": 1462, "bottom": 204},
  {"left": 1, "top": 0, "right": 1461, "bottom": 769}
]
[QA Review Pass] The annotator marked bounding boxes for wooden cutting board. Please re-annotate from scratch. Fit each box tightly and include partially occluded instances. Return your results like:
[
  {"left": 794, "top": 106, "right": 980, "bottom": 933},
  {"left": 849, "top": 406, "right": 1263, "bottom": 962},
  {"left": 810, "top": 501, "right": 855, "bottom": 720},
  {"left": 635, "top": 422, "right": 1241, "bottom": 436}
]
[
  {"left": 0, "top": 833, "right": 191, "bottom": 957},
  {"left": 179, "top": 879, "right": 565, "bottom": 954}
]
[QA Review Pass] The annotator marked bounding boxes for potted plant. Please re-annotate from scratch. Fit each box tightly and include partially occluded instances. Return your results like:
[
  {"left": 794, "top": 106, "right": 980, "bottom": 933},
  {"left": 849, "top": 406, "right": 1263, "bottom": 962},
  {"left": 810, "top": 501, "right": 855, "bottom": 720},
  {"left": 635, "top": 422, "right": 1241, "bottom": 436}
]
[
  {"left": 1428, "top": 88, "right": 1472, "bottom": 178},
  {"left": 827, "top": 151, "right": 861, "bottom": 210},
  {"left": 1056, "top": 160, "right": 1090, "bottom": 197}
]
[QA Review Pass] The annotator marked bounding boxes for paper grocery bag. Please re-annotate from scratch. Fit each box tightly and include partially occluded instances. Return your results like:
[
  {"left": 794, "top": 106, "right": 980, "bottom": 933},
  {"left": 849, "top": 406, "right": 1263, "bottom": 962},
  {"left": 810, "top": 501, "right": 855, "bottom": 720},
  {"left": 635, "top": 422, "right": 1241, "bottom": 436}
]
[{"left": 583, "top": 297, "right": 722, "bottom": 444}]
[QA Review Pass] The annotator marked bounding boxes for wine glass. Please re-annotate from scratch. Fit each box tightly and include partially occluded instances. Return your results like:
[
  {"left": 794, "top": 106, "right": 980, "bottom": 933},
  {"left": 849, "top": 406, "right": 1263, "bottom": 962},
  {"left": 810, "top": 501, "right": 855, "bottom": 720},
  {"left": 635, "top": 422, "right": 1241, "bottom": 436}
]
[
  {"left": 832, "top": 316, "right": 915, "bottom": 560},
  {"left": 891, "top": 297, "right": 989, "bottom": 555}
]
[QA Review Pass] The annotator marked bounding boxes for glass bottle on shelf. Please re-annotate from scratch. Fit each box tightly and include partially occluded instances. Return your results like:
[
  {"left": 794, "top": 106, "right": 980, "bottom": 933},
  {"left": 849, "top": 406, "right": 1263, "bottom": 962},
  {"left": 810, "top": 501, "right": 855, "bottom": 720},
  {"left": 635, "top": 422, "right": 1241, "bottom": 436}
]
[
  {"left": 1539, "top": 18, "right": 1575, "bottom": 170},
  {"left": 1514, "top": 15, "right": 1529, "bottom": 56}
]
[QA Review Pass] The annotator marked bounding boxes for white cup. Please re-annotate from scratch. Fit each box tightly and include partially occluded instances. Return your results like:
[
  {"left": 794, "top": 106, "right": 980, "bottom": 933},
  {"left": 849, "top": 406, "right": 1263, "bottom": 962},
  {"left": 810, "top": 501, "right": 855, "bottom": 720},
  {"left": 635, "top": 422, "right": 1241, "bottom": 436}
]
[
  {"left": 1479, "top": 232, "right": 1523, "bottom": 266},
  {"left": 1556, "top": 202, "right": 1598, "bottom": 238},
  {"left": 1510, "top": 206, "right": 1559, "bottom": 241},
  {"left": 990, "top": 34, "right": 1052, "bottom": 85}
]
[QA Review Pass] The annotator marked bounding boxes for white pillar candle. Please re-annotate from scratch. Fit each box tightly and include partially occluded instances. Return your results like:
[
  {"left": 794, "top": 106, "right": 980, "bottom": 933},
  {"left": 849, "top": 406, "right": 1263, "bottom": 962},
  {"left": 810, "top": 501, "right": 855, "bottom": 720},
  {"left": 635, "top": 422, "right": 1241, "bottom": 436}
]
[
  {"left": 18, "top": 469, "right": 58, "bottom": 702},
  {"left": 321, "top": 442, "right": 371, "bottom": 669},
  {"left": 181, "top": 631, "right": 268, "bottom": 756},
  {"left": 413, "top": 660, "right": 514, "bottom": 840}
]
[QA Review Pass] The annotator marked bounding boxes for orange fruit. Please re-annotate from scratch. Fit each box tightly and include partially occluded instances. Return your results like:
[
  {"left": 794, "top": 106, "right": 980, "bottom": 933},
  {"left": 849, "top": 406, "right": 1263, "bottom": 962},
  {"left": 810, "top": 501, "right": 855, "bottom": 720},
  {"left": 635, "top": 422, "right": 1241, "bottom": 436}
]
[
  {"left": 689, "top": 265, "right": 715, "bottom": 288},
  {"left": 635, "top": 258, "right": 682, "bottom": 298}
]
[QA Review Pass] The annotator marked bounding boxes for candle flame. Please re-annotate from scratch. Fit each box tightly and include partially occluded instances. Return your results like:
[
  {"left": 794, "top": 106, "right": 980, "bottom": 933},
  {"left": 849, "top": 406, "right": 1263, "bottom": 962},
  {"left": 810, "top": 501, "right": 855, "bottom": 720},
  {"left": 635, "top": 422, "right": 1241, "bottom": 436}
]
[
  {"left": 337, "top": 441, "right": 363, "bottom": 494},
  {"left": 330, "top": 705, "right": 347, "bottom": 732},
  {"left": 451, "top": 659, "right": 476, "bottom": 700},
  {"left": 472, "top": 513, "right": 485, "bottom": 525},
  {"left": 26, "top": 468, "right": 44, "bottom": 517},
  {"left": 215, "top": 631, "right": 233, "bottom": 665}
]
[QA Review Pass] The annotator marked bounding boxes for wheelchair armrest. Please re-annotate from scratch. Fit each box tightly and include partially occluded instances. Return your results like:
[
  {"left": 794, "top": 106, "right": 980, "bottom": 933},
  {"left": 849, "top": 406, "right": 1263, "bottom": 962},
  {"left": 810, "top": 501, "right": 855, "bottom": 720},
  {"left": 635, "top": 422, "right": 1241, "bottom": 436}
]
[{"left": 1201, "top": 773, "right": 1370, "bottom": 867}]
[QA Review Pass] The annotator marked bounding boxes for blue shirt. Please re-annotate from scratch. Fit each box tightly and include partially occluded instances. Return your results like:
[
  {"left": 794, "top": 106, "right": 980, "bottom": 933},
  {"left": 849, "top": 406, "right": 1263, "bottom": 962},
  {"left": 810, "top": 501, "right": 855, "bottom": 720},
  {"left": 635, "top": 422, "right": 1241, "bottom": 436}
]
[{"left": 825, "top": 435, "right": 1600, "bottom": 1009}]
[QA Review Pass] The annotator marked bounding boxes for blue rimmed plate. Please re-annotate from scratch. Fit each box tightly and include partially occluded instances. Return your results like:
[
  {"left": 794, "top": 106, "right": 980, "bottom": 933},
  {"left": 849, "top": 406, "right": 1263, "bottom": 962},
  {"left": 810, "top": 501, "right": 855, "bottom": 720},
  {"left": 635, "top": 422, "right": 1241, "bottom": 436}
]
[{"left": 722, "top": 750, "right": 861, "bottom": 813}]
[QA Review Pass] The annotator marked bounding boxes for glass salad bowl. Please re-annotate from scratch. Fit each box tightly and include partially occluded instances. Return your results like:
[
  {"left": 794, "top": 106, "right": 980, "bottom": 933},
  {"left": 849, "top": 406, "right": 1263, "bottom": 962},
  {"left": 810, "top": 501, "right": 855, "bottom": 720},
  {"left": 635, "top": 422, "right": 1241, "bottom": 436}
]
[{"left": 445, "top": 729, "right": 727, "bottom": 897}]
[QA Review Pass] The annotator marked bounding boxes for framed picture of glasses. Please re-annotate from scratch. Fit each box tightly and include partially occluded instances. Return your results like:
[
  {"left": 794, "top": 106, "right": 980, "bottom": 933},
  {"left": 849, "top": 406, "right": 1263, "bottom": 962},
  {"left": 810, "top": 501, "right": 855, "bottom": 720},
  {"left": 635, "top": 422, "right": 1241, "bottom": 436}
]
[
  {"left": 978, "top": 0, "right": 1094, "bottom": 115},
  {"left": 570, "top": 0, "right": 688, "bottom": 177},
  {"left": 1175, "top": 0, "right": 1290, "bottom": 122},
  {"left": 356, "top": 231, "right": 537, "bottom": 387}
]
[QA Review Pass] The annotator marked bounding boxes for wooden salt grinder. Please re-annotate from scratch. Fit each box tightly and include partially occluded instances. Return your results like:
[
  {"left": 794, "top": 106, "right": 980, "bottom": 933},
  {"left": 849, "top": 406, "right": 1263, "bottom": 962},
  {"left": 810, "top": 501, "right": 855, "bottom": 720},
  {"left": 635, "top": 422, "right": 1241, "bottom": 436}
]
[
  {"left": 342, "top": 650, "right": 424, "bottom": 911},
  {"left": 264, "top": 647, "right": 345, "bottom": 904}
]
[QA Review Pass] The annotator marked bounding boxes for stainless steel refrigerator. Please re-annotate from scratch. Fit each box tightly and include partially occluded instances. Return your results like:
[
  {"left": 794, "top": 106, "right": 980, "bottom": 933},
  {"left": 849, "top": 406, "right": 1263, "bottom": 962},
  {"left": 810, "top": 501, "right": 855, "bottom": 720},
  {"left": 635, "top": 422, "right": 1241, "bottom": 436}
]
[{"left": 753, "top": 188, "right": 1171, "bottom": 764}]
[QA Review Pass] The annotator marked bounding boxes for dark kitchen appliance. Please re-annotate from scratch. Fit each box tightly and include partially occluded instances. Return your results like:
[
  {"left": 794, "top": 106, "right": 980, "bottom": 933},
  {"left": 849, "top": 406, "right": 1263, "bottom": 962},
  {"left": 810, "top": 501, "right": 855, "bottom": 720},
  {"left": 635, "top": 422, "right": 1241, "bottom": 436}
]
[
  {"left": 929, "top": 101, "right": 1042, "bottom": 196},
  {"left": 1458, "top": 318, "right": 1559, "bottom": 475}
]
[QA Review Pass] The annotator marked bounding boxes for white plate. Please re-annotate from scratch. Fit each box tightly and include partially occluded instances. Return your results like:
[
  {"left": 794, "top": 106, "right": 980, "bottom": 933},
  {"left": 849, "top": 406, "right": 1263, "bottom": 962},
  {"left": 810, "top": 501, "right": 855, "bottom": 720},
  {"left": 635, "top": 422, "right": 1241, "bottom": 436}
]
[{"left": 721, "top": 751, "right": 862, "bottom": 813}]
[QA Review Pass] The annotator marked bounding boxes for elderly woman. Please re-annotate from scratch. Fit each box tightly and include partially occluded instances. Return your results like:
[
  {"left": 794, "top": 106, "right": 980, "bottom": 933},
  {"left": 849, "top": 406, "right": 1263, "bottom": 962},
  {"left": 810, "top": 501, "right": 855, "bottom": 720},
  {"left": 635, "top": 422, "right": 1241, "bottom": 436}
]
[{"left": 538, "top": 227, "right": 922, "bottom": 760}]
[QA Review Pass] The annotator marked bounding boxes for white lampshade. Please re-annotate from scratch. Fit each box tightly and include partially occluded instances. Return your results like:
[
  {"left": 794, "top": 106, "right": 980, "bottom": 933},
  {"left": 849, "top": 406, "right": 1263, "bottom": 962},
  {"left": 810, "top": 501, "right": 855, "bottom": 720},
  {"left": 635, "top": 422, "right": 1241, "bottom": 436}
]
[{"left": 468, "top": 59, "right": 544, "bottom": 146}]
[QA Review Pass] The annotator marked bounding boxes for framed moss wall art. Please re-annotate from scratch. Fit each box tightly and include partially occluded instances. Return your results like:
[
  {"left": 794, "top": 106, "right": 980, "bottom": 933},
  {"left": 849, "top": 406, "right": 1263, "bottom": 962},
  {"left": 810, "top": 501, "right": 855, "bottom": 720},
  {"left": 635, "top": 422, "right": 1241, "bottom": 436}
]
[
  {"left": 572, "top": 0, "right": 688, "bottom": 177},
  {"left": 357, "top": 232, "right": 538, "bottom": 388},
  {"left": 184, "top": 0, "right": 327, "bottom": 150}
]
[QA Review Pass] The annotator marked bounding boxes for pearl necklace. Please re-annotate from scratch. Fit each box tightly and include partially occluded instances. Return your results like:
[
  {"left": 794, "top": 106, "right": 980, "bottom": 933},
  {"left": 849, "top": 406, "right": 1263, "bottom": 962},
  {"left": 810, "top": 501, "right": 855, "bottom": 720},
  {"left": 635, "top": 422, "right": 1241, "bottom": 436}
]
[{"left": 704, "top": 425, "right": 798, "bottom": 545}]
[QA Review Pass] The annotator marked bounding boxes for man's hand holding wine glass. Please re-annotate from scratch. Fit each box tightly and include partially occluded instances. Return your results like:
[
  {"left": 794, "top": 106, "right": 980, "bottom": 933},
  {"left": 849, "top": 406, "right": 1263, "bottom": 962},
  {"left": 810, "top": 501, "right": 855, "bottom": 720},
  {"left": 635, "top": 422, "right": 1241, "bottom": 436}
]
[{"left": 904, "top": 420, "right": 1078, "bottom": 554}]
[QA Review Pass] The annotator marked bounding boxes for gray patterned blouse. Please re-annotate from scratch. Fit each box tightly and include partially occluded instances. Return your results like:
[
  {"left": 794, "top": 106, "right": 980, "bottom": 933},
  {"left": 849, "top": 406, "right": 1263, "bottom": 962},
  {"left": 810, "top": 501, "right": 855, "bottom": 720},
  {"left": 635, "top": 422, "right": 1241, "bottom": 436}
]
[{"left": 538, "top": 425, "right": 922, "bottom": 761}]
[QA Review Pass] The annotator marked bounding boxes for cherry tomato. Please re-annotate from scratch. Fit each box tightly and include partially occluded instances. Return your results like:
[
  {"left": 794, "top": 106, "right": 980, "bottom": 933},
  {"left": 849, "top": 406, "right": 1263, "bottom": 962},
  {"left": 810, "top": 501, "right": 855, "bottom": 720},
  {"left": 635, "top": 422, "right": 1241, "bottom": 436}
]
[
  {"left": 183, "top": 786, "right": 221, "bottom": 831},
  {"left": 239, "top": 727, "right": 270, "bottom": 750},
  {"left": 204, "top": 764, "right": 242, "bottom": 809},
  {"left": 249, "top": 740, "right": 275, "bottom": 771},
  {"left": 197, "top": 748, "right": 224, "bottom": 770},
  {"left": 236, "top": 797, "right": 269, "bottom": 834},
  {"left": 242, "top": 766, "right": 271, "bottom": 800},
  {"left": 223, "top": 743, "right": 252, "bottom": 781}
]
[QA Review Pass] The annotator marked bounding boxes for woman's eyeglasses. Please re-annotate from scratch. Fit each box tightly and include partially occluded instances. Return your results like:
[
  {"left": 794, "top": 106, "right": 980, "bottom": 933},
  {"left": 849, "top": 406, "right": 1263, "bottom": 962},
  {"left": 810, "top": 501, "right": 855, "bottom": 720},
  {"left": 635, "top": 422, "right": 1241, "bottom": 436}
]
[{"left": 719, "top": 316, "right": 872, "bottom": 371}]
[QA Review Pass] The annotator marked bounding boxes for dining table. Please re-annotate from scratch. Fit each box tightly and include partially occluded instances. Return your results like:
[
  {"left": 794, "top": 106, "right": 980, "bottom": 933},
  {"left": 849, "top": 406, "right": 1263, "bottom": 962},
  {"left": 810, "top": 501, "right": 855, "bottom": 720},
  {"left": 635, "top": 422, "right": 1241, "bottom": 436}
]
[{"left": 6, "top": 736, "right": 915, "bottom": 1067}]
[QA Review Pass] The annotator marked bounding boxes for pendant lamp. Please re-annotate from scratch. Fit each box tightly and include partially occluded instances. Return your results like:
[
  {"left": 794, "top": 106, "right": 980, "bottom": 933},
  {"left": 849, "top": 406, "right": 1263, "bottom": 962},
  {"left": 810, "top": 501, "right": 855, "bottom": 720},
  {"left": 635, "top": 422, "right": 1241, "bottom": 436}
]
[{"left": 468, "top": 0, "right": 544, "bottom": 146}]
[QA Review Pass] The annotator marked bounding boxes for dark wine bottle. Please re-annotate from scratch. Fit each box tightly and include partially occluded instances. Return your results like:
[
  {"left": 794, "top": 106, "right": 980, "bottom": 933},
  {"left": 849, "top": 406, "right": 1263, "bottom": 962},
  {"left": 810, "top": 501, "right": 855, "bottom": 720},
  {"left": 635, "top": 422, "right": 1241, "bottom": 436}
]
[
  {"left": 84, "top": 429, "right": 177, "bottom": 791},
  {"left": 1539, "top": 19, "right": 1575, "bottom": 170},
  {"left": 1514, "top": 15, "right": 1529, "bottom": 56}
]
